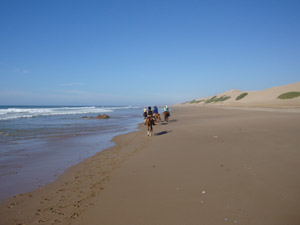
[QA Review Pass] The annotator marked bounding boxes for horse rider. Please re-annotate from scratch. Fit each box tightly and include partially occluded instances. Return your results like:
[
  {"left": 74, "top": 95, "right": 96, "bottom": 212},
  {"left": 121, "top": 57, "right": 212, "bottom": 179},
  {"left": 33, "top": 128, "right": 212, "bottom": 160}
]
[
  {"left": 143, "top": 107, "right": 147, "bottom": 124},
  {"left": 153, "top": 105, "right": 158, "bottom": 116},
  {"left": 164, "top": 105, "right": 169, "bottom": 112},
  {"left": 163, "top": 105, "right": 170, "bottom": 122},
  {"left": 147, "top": 106, "right": 155, "bottom": 125}
]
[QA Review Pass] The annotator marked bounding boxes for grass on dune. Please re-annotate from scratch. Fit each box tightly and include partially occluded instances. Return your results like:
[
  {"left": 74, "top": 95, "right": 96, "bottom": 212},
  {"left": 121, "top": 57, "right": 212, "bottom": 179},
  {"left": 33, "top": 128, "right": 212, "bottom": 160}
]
[
  {"left": 189, "top": 99, "right": 204, "bottom": 104},
  {"left": 277, "top": 92, "right": 300, "bottom": 99},
  {"left": 205, "top": 95, "right": 231, "bottom": 104},
  {"left": 236, "top": 92, "right": 248, "bottom": 101},
  {"left": 205, "top": 96, "right": 217, "bottom": 103}
]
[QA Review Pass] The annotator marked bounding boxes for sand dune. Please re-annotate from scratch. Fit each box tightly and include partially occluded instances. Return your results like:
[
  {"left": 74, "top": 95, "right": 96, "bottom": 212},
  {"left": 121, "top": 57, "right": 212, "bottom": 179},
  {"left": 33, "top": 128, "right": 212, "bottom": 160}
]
[{"left": 186, "top": 81, "right": 300, "bottom": 108}]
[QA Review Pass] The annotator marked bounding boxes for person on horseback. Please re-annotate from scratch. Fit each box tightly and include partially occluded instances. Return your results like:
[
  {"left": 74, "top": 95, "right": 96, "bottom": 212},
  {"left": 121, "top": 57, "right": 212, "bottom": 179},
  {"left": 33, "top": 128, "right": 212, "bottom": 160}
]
[
  {"left": 163, "top": 105, "right": 170, "bottom": 122},
  {"left": 147, "top": 106, "right": 155, "bottom": 125},
  {"left": 153, "top": 105, "right": 158, "bottom": 115},
  {"left": 143, "top": 107, "right": 147, "bottom": 124},
  {"left": 164, "top": 105, "right": 169, "bottom": 112},
  {"left": 145, "top": 106, "right": 154, "bottom": 136},
  {"left": 143, "top": 107, "right": 147, "bottom": 119},
  {"left": 153, "top": 105, "right": 160, "bottom": 123}
]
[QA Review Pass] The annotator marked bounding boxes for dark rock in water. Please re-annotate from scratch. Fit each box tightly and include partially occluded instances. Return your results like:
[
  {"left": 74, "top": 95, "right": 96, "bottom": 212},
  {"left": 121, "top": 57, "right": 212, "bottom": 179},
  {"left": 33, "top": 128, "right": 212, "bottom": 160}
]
[
  {"left": 96, "top": 114, "right": 110, "bottom": 119},
  {"left": 82, "top": 114, "right": 110, "bottom": 119}
]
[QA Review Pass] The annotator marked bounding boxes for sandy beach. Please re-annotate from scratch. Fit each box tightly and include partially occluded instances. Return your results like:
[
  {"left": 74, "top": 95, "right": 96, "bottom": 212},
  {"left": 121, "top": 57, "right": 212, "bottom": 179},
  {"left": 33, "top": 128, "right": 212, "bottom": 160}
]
[{"left": 1, "top": 105, "right": 300, "bottom": 225}]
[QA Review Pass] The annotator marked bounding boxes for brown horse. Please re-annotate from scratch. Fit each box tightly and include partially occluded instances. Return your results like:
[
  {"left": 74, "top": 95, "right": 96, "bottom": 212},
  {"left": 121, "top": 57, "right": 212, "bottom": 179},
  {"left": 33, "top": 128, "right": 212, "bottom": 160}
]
[
  {"left": 154, "top": 113, "right": 161, "bottom": 123},
  {"left": 146, "top": 117, "right": 153, "bottom": 136},
  {"left": 163, "top": 111, "right": 170, "bottom": 123}
]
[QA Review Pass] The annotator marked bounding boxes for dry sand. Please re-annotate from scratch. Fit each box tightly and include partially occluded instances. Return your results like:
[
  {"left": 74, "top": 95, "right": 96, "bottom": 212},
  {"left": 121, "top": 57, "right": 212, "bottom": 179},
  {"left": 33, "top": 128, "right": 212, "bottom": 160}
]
[{"left": 1, "top": 106, "right": 300, "bottom": 225}]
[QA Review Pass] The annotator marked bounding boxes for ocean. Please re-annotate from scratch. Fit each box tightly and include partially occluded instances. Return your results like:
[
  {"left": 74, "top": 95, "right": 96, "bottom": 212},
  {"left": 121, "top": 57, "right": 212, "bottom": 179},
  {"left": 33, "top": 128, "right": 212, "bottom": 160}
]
[{"left": 0, "top": 105, "right": 143, "bottom": 202}]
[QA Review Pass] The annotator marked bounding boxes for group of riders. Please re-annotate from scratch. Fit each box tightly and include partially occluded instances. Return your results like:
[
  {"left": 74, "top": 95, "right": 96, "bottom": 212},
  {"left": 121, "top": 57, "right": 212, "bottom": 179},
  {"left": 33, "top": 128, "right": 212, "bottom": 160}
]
[{"left": 143, "top": 105, "right": 170, "bottom": 125}]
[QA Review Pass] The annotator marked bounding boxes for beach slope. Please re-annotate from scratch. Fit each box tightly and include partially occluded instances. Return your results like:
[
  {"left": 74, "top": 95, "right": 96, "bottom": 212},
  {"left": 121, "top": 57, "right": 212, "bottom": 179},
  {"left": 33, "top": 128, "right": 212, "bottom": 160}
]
[{"left": 1, "top": 106, "right": 300, "bottom": 225}]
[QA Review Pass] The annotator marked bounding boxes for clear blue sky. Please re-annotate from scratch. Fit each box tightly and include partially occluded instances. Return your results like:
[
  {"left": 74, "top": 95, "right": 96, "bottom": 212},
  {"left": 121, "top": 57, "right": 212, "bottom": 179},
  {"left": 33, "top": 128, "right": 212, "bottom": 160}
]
[{"left": 0, "top": 0, "right": 299, "bottom": 105}]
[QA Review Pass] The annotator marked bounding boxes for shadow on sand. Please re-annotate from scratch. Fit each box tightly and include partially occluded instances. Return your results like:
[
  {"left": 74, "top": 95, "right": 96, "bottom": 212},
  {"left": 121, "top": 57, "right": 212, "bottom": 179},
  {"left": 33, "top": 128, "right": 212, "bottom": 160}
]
[{"left": 155, "top": 131, "right": 172, "bottom": 136}]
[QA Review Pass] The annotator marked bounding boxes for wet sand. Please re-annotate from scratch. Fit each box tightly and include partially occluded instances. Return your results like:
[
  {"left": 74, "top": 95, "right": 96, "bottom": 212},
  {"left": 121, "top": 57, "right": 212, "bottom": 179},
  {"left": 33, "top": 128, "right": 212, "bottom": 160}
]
[{"left": 1, "top": 106, "right": 300, "bottom": 225}]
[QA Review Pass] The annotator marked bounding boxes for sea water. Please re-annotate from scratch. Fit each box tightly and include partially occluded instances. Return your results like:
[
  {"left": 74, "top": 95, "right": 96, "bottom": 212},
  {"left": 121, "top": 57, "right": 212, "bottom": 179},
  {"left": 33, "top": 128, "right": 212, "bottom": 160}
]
[{"left": 0, "top": 105, "right": 143, "bottom": 201}]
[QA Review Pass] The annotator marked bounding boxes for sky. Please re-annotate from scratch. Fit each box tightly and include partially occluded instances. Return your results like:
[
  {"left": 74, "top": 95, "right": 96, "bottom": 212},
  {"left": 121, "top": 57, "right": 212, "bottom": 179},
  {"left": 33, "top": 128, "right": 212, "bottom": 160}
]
[{"left": 0, "top": 0, "right": 299, "bottom": 106}]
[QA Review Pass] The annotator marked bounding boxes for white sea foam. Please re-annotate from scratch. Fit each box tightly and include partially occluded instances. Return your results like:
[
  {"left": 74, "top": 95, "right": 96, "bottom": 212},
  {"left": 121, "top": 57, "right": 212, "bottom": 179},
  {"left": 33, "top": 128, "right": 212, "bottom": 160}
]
[{"left": 0, "top": 106, "right": 137, "bottom": 121}]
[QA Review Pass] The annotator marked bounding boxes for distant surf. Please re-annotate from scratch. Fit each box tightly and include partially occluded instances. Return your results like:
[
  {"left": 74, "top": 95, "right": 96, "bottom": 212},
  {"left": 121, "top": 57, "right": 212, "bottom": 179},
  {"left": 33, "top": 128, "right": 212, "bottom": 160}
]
[{"left": 0, "top": 105, "right": 139, "bottom": 121}]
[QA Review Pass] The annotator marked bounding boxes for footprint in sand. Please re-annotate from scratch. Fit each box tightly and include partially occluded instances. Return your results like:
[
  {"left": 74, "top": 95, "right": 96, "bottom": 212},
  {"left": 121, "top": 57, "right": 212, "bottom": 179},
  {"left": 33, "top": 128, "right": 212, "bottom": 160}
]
[{"left": 70, "top": 212, "right": 79, "bottom": 219}]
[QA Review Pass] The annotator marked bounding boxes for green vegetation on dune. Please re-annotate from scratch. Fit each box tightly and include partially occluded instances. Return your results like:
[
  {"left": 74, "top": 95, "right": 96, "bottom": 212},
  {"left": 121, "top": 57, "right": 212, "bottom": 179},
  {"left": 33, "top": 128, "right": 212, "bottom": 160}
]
[
  {"left": 205, "top": 95, "right": 231, "bottom": 104},
  {"left": 236, "top": 92, "right": 248, "bottom": 101},
  {"left": 277, "top": 92, "right": 300, "bottom": 99},
  {"left": 189, "top": 99, "right": 204, "bottom": 104},
  {"left": 215, "top": 95, "right": 231, "bottom": 102},
  {"left": 205, "top": 96, "right": 217, "bottom": 103}
]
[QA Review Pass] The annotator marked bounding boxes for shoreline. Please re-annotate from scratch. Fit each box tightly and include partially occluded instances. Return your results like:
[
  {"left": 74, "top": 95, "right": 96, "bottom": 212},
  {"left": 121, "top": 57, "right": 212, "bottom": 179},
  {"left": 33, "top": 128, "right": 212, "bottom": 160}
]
[
  {"left": 0, "top": 106, "right": 142, "bottom": 202},
  {"left": 0, "top": 121, "right": 148, "bottom": 224},
  {"left": 0, "top": 130, "right": 115, "bottom": 202},
  {"left": 1, "top": 106, "right": 300, "bottom": 225}
]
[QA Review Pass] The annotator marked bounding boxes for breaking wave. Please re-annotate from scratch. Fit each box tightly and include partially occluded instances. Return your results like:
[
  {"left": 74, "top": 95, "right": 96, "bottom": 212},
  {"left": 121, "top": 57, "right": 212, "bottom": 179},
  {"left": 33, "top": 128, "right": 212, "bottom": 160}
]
[{"left": 0, "top": 106, "right": 138, "bottom": 121}]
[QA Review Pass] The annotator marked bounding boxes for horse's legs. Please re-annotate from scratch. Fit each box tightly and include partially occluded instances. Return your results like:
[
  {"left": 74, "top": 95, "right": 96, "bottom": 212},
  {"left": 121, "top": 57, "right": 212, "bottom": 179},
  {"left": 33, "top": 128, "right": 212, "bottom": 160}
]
[
  {"left": 148, "top": 121, "right": 153, "bottom": 136},
  {"left": 146, "top": 118, "right": 154, "bottom": 137},
  {"left": 146, "top": 119, "right": 149, "bottom": 136},
  {"left": 147, "top": 124, "right": 150, "bottom": 136}
]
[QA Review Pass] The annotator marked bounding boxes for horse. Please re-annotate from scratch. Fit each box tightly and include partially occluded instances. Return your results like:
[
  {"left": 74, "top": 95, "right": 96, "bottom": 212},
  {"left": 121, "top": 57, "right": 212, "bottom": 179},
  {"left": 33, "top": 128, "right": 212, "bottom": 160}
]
[
  {"left": 146, "top": 117, "right": 154, "bottom": 136},
  {"left": 163, "top": 111, "right": 170, "bottom": 123},
  {"left": 154, "top": 113, "right": 161, "bottom": 123}
]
